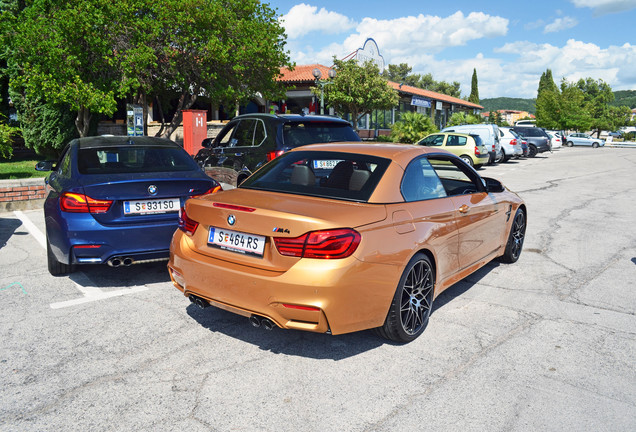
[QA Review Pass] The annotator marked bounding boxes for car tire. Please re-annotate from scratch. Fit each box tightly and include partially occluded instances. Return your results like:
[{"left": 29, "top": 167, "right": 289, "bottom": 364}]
[
  {"left": 460, "top": 155, "right": 473, "bottom": 167},
  {"left": 592, "top": 142, "right": 599, "bottom": 148},
  {"left": 499, "top": 208, "right": 526, "bottom": 264},
  {"left": 47, "top": 235, "right": 74, "bottom": 276},
  {"left": 528, "top": 145, "right": 537, "bottom": 157},
  {"left": 567, "top": 141, "right": 574, "bottom": 147},
  {"left": 375, "top": 253, "right": 435, "bottom": 343},
  {"left": 495, "top": 149, "right": 505, "bottom": 163}
]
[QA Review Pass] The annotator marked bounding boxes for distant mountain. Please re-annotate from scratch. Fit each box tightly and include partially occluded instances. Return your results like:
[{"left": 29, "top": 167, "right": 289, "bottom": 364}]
[
  {"left": 612, "top": 90, "right": 636, "bottom": 108},
  {"left": 480, "top": 90, "right": 636, "bottom": 113},
  {"left": 479, "top": 97, "right": 536, "bottom": 114}
]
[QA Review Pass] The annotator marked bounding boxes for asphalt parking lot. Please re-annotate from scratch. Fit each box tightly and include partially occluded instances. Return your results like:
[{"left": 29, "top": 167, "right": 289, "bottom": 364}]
[{"left": 1, "top": 146, "right": 635, "bottom": 431}]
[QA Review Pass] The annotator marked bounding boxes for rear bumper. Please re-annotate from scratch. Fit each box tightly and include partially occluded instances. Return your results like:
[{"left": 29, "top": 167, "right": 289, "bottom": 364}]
[
  {"left": 47, "top": 211, "right": 177, "bottom": 265},
  {"left": 168, "top": 231, "right": 400, "bottom": 335}
]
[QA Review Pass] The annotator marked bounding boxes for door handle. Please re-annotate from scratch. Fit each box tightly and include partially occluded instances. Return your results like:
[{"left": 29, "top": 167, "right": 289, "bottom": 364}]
[{"left": 459, "top": 204, "right": 470, "bottom": 214}]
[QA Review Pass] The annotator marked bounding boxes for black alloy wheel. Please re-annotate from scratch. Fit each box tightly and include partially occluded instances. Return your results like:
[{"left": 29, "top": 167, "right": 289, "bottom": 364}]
[
  {"left": 376, "top": 253, "right": 435, "bottom": 343},
  {"left": 499, "top": 208, "right": 526, "bottom": 263},
  {"left": 528, "top": 145, "right": 537, "bottom": 157}
]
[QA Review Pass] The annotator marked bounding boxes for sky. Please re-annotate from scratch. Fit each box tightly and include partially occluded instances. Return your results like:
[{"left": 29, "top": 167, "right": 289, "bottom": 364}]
[{"left": 266, "top": 0, "right": 636, "bottom": 99}]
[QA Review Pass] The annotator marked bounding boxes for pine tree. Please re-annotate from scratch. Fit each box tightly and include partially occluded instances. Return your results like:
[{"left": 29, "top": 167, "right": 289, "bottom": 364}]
[{"left": 468, "top": 69, "right": 479, "bottom": 104}]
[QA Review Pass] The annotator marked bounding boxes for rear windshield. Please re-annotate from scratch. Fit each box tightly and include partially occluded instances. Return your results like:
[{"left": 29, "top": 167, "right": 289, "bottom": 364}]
[
  {"left": 282, "top": 122, "right": 360, "bottom": 147},
  {"left": 77, "top": 146, "right": 199, "bottom": 174},
  {"left": 514, "top": 128, "right": 546, "bottom": 137},
  {"left": 239, "top": 150, "right": 391, "bottom": 202}
]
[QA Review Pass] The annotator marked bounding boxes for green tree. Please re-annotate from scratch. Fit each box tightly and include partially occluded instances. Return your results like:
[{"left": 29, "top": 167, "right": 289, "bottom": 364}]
[
  {"left": 536, "top": 69, "right": 561, "bottom": 129},
  {"left": 559, "top": 80, "right": 592, "bottom": 132},
  {"left": 384, "top": 64, "right": 462, "bottom": 98},
  {"left": 390, "top": 111, "right": 437, "bottom": 143},
  {"left": 446, "top": 111, "right": 481, "bottom": 127},
  {"left": 468, "top": 68, "right": 479, "bottom": 104},
  {"left": 318, "top": 58, "right": 398, "bottom": 130},
  {"left": 2, "top": 0, "right": 291, "bottom": 143}
]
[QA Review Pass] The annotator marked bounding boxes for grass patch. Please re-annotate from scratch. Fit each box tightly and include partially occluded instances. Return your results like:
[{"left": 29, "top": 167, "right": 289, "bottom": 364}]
[{"left": 0, "top": 158, "right": 48, "bottom": 180}]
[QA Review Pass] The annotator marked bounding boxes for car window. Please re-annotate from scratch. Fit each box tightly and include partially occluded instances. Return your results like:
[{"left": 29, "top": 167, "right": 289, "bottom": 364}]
[
  {"left": 58, "top": 147, "right": 72, "bottom": 176},
  {"left": 419, "top": 135, "right": 444, "bottom": 146},
  {"left": 77, "top": 146, "right": 199, "bottom": 174},
  {"left": 446, "top": 135, "right": 467, "bottom": 147},
  {"left": 282, "top": 122, "right": 360, "bottom": 147},
  {"left": 427, "top": 156, "right": 483, "bottom": 196},
  {"left": 217, "top": 122, "right": 239, "bottom": 146},
  {"left": 239, "top": 150, "right": 390, "bottom": 202},
  {"left": 401, "top": 157, "right": 447, "bottom": 202},
  {"left": 231, "top": 119, "right": 258, "bottom": 147}
]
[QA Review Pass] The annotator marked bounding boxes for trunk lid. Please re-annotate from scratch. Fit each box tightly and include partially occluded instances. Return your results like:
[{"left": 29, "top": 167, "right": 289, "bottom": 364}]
[{"left": 184, "top": 188, "right": 387, "bottom": 271}]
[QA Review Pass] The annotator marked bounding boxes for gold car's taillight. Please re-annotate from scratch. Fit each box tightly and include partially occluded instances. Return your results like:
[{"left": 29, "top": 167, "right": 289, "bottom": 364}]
[{"left": 274, "top": 229, "right": 361, "bottom": 259}]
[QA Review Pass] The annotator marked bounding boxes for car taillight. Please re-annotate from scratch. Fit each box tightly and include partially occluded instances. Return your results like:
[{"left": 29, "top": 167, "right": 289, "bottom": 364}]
[
  {"left": 475, "top": 146, "right": 480, "bottom": 155},
  {"left": 60, "top": 192, "right": 112, "bottom": 213},
  {"left": 274, "top": 228, "right": 361, "bottom": 259},
  {"left": 266, "top": 150, "right": 284, "bottom": 161},
  {"left": 178, "top": 206, "right": 198, "bottom": 235},
  {"left": 192, "top": 184, "right": 222, "bottom": 198}
]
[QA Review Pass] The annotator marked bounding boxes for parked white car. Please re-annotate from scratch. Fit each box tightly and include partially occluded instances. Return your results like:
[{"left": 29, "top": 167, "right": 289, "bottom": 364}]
[
  {"left": 546, "top": 132, "right": 562, "bottom": 149},
  {"left": 498, "top": 127, "right": 524, "bottom": 160},
  {"left": 565, "top": 133, "right": 605, "bottom": 148},
  {"left": 441, "top": 123, "right": 503, "bottom": 164}
]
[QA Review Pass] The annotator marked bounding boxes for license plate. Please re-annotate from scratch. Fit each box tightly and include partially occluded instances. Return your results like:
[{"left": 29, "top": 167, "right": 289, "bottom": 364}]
[
  {"left": 208, "top": 227, "right": 266, "bottom": 257},
  {"left": 124, "top": 198, "right": 180, "bottom": 215},
  {"left": 313, "top": 159, "right": 342, "bottom": 170}
]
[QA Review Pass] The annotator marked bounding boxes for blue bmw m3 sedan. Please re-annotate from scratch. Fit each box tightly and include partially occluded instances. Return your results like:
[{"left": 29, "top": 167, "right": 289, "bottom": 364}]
[{"left": 36, "top": 136, "right": 220, "bottom": 276}]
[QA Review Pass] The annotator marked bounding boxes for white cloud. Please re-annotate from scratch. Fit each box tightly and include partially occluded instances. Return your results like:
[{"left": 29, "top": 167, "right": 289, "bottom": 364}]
[
  {"left": 490, "top": 40, "right": 636, "bottom": 97},
  {"left": 280, "top": 4, "right": 357, "bottom": 39},
  {"left": 570, "top": 0, "right": 636, "bottom": 14},
  {"left": 288, "top": 11, "right": 509, "bottom": 67},
  {"left": 543, "top": 16, "right": 578, "bottom": 33}
]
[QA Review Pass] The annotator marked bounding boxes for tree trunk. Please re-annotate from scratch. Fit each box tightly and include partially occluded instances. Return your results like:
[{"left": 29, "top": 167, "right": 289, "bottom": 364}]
[
  {"left": 162, "top": 92, "right": 197, "bottom": 139},
  {"left": 75, "top": 107, "right": 91, "bottom": 137}
]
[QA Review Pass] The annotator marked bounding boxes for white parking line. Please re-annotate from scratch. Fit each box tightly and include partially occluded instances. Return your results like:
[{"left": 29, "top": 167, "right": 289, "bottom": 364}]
[{"left": 13, "top": 210, "right": 149, "bottom": 308}]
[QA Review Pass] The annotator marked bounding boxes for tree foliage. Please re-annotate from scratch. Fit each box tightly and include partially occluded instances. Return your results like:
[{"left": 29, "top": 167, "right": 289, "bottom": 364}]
[
  {"left": 1, "top": 0, "right": 291, "bottom": 149},
  {"left": 385, "top": 63, "right": 461, "bottom": 98},
  {"left": 535, "top": 69, "right": 561, "bottom": 129},
  {"left": 318, "top": 58, "right": 398, "bottom": 130},
  {"left": 468, "top": 69, "right": 479, "bottom": 104},
  {"left": 390, "top": 111, "right": 437, "bottom": 144},
  {"left": 446, "top": 112, "right": 481, "bottom": 127}
]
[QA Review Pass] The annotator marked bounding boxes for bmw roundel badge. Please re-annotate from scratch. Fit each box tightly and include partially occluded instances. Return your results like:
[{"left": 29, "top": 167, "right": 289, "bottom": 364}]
[
  {"left": 227, "top": 214, "right": 236, "bottom": 226},
  {"left": 148, "top": 184, "right": 158, "bottom": 195}
]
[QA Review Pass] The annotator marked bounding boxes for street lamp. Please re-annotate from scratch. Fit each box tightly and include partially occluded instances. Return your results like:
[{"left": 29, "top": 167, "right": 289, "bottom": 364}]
[{"left": 312, "top": 67, "right": 336, "bottom": 115}]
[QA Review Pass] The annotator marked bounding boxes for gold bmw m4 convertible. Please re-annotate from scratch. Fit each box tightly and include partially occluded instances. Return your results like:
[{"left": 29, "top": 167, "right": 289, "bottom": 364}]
[{"left": 168, "top": 143, "right": 526, "bottom": 343}]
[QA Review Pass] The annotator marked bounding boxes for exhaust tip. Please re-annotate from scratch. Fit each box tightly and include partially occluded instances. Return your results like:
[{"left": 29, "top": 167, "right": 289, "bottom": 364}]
[
  {"left": 122, "top": 257, "right": 134, "bottom": 266},
  {"left": 249, "top": 315, "right": 262, "bottom": 328},
  {"left": 261, "top": 318, "right": 275, "bottom": 331},
  {"left": 108, "top": 257, "right": 122, "bottom": 267}
]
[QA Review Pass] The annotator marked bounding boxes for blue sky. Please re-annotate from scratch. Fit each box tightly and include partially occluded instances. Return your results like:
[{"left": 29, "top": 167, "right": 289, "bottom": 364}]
[{"left": 266, "top": 0, "right": 636, "bottom": 99}]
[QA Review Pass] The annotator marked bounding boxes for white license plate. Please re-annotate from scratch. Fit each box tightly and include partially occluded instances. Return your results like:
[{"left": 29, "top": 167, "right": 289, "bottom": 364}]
[
  {"left": 208, "top": 227, "right": 266, "bottom": 257},
  {"left": 313, "top": 159, "right": 342, "bottom": 170},
  {"left": 123, "top": 198, "right": 180, "bottom": 215}
]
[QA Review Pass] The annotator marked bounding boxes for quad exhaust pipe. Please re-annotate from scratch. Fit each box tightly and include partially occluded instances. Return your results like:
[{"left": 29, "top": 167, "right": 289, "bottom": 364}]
[
  {"left": 107, "top": 256, "right": 169, "bottom": 267},
  {"left": 249, "top": 315, "right": 275, "bottom": 330},
  {"left": 188, "top": 295, "right": 210, "bottom": 309}
]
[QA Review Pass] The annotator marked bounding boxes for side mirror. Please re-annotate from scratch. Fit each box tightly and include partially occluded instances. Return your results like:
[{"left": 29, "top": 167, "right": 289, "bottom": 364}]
[
  {"left": 201, "top": 138, "right": 215, "bottom": 149},
  {"left": 483, "top": 177, "right": 505, "bottom": 193},
  {"left": 35, "top": 160, "right": 55, "bottom": 171}
]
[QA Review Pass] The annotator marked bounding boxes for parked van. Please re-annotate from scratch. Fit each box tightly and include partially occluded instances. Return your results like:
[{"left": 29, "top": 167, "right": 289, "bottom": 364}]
[{"left": 441, "top": 123, "right": 502, "bottom": 164}]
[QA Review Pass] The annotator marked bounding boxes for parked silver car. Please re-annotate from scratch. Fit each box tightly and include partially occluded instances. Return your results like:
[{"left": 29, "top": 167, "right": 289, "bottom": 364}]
[
  {"left": 565, "top": 133, "right": 605, "bottom": 148},
  {"left": 498, "top": 127, "right": 525, "bottom": 161}
]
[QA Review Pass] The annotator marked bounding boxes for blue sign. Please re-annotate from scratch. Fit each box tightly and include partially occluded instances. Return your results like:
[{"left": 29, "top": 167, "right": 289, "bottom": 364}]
[{"left": 411, "top": 96, "right": 431, "bottom": 108}]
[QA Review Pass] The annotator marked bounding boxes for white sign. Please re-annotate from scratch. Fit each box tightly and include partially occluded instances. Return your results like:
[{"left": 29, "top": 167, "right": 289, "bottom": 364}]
[{"left": 355, "top": 38, "right": 385, "bottom": 71}]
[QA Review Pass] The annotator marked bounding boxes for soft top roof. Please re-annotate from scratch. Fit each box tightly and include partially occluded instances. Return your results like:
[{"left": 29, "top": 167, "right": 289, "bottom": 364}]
[{"left": 76, "top": 136, "right": 180, "bottom": 149}]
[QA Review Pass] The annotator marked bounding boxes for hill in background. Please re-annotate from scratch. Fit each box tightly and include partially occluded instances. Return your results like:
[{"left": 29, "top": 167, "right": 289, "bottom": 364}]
[
  {"left": 479, "top": 97, "right": 536, "bottom": 113},
  {"left": 480, "top": 91, "right": 635, "bottom": 114}
]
